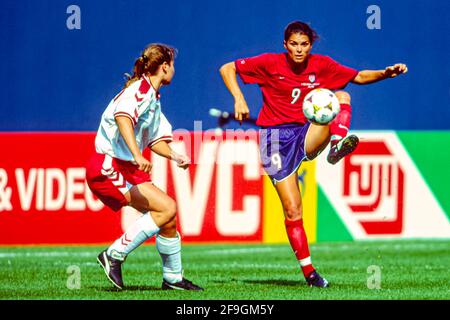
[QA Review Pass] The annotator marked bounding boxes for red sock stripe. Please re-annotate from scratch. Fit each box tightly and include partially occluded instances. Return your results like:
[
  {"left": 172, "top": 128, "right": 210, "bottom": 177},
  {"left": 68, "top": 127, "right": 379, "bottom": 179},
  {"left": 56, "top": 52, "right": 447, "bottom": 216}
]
[{"left": 121, "top": 233, "right": 131, "bottom": 246}]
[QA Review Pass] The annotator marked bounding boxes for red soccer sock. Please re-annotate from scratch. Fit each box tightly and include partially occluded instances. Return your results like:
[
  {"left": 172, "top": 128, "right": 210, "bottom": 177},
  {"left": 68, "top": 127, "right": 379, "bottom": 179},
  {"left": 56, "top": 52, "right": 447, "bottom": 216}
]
[
  {"left": 285, "top": 218, "right": 315, "bottom": 278},
  {"left": 329, "top": 103, "right": 352, "bottom": 147}
]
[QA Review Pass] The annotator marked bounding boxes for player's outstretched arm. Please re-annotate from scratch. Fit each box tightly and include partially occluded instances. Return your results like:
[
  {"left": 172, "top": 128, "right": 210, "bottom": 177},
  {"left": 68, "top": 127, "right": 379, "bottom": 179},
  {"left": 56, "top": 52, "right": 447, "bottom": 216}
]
[
  {"left": 352, "top": 63, "right": 408, "bottom": 85},
  {"left": 219, "top": 62, "right": 250, "bottom": 124},
  {"left": 150, "top": 140, "right": 190, "bottom": 170}
]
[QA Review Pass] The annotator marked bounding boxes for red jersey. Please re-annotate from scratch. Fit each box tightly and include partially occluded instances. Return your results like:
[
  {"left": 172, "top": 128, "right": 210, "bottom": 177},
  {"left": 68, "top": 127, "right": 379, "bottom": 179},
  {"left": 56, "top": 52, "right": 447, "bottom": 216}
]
[{"left": 235, "top": 53, "right": 358, "bottom": 126}]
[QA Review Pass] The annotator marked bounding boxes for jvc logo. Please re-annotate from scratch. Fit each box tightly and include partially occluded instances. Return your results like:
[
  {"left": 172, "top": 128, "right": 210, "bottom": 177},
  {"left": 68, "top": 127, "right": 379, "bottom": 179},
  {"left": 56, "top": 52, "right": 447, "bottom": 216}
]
[{"left": 342, "top": 141, "right": 404, "bottom": 235}]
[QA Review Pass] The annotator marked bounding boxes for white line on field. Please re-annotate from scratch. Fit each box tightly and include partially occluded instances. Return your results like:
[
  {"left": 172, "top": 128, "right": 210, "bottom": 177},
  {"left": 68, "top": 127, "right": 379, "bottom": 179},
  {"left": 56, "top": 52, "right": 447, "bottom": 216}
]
[
  {"left": 203, "top": 247, "right": 282, "bottom": 255},
  {"left": 312, "top": 242, "right": 450, "bottom": 252},
  {"left": 0, "top": 242, "right": 447, "bottom": 259},
  {"left": 0, "top": 252, "right": 93, "bottom": 258},
  {"left": 0, "top": 247, "right": 283, "bottom": 259},
  {"left": 191, "top": 263, "right": 293, "bottom": 270}
]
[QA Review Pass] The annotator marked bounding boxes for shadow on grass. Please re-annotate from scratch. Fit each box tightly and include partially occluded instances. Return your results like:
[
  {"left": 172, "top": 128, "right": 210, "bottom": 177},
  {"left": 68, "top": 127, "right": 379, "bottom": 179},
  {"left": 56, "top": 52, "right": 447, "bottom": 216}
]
[
  {"left": 123, "top": 285, "right": 161, "bottom": 291},
  {"left": 93, "top": 285, "right": 161, "bottom": 292},
  {"left": 238, "top": 279, "right": 361, "bottom": 290},
  {"left": 211, "top": 278, "right": 302, "bottom": 287},
  {"left": 241, "top": 279, "right": 301, "bottom": 287}
]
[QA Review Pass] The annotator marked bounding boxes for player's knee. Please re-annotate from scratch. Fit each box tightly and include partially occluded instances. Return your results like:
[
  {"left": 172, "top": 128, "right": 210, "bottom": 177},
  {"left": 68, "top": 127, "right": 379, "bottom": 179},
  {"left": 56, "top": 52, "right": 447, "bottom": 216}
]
[
  {"left": 283, "top": 202, "right": 303, "bottom": 220},
  {"left": 159, "top": 216, "right": 177, "bottom": 235},
  {"left": 166, "top": 216, "right": 177, "bottom": 229},
  {"left": 335, "top": 91, "right": 351, "bottom": 105},
  {"left": 163, "top": 199, "right": 177, "bottom": 221}
]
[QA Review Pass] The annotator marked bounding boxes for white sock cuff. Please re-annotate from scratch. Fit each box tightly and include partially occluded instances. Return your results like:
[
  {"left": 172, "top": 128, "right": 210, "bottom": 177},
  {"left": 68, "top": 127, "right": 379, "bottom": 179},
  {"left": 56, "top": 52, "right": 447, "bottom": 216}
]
[
  {"left": 141, "top": 213, "right": 160, "bottom": 237},
  {"left": 330, "top": 134, "right": 343, "bottom": 142},
  {"left": 299, "top": 256, "right": 312, "bottom": 267},
  {"left": 156, "top": 232, "right": 181, "bottom": 255}
]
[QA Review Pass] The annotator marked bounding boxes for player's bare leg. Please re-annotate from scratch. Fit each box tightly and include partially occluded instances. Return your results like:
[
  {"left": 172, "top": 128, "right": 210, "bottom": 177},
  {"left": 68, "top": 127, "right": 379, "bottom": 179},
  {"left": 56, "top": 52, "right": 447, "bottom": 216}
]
[
  {"left": 130, "top": 183, "right": 203, "bottom": 290},
  {"left": 97, "top": 182, "right": 174, "bottom": 289},
  {"left": 127, "top": 182, "right": 177, "bottom": 227},
  {"left": 97, "top": 182, "right": 203, "bottom": 290},
  {"left": 274, "top": 172, "right": 329, "bottom": 287},
  {"left": 304, "top": 123, "right": 330, "bottom": 160}
]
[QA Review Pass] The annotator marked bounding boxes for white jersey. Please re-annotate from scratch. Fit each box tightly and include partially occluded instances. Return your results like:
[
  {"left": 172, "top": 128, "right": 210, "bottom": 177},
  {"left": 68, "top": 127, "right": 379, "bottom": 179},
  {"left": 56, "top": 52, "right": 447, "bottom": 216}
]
[{"left": 95, "top": 75, "right": 173, "bottom": 161}]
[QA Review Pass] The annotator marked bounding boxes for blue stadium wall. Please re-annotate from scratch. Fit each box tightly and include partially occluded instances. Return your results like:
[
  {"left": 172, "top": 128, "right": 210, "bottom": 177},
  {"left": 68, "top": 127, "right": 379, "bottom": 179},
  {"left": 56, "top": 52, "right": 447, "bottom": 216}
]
[{"left": 1, "top": 0, "right": 449, "bottom": 132}]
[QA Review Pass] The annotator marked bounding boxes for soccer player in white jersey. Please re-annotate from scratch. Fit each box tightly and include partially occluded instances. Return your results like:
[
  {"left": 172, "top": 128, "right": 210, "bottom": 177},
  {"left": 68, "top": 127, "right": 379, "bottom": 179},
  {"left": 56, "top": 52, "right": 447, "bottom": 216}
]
[{"left": 86, "top": 43, "right": 203, "bottom": 291}]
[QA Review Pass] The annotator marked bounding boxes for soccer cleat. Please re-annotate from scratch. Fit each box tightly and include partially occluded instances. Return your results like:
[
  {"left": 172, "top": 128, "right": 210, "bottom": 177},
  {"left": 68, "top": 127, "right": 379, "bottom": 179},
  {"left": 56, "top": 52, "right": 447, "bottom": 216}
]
[
  {"left": 97, "top": 250, "right": 124, "bottom": 290},
  {"left": 306, "top": 270, "right": 329, "bottom": 288},
  {"left": 161, "top": 278, "right": 204, "bottom": 291},
  {"left": 327, "top": 134, "right": 359, "bottom": 165}
]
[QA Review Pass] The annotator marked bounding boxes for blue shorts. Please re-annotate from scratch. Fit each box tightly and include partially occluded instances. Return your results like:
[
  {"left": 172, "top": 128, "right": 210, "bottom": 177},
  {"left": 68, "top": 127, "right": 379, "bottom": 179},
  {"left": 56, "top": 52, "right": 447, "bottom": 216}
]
[{"left": 259, "top": 123, "right": 311, "bottom": 184}]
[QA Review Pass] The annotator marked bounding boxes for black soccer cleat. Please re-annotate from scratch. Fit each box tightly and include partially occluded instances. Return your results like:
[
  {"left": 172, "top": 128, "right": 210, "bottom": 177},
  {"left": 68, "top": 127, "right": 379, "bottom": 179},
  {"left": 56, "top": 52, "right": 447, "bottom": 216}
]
[
  {"left": 97, "top": 250, "right": 124, "bottom": 290},
  {"left": 161, "top": 278, "right": 204, "bottom": 291},
  {"left": 306, "top": 270, "right": 329, "bottom": 288},
  {"left": 327, "top": 134, "right": 359, "bottom": 165}
]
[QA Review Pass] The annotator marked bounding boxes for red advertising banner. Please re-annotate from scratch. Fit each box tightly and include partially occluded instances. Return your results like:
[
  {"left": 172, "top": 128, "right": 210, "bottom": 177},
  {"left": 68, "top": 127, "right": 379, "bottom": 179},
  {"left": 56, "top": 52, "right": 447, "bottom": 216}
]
[{"left": 0, "top": 132, "right": 263, "bottom": 244}]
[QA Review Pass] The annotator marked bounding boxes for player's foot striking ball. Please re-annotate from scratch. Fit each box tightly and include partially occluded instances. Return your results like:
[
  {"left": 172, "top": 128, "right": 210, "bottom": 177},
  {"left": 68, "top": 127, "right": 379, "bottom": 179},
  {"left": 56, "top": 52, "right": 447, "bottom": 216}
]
[{"left": 327, "top": 134, "right": 359, "bottom": 165}]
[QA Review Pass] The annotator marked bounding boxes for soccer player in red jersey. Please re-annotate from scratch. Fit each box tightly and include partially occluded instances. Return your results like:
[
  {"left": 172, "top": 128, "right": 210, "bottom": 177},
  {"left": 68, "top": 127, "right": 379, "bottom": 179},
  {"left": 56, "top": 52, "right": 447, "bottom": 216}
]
[{"left": 220, "top": 21, "right": 407, "bottom": 287}]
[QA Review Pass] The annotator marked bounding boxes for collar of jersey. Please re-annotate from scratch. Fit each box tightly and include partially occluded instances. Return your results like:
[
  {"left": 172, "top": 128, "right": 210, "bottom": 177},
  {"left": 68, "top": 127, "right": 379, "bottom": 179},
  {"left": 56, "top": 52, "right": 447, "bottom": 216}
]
[{"left": 142, "top": 74, "right": 161, "bottom": 100}]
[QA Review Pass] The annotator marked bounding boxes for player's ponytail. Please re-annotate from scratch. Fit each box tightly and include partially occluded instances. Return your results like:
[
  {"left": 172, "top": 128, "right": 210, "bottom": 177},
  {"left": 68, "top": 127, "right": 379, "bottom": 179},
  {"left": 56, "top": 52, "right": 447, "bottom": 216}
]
[{"left": 124, "top": 43, "right": 177, "bottom": 88}]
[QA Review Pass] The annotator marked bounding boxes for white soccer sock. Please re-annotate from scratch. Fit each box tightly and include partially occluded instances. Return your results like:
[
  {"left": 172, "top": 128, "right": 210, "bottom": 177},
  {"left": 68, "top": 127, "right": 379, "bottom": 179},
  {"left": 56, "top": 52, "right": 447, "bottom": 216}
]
[
  {"left": 107, "top": 213, "right": 160, "bottom": 261},
  {"left": 156, "top": 232, "right": 183, "bottom": 284},
  {"left": 330, "top": 134, "right": 343, "bottom": 143}
]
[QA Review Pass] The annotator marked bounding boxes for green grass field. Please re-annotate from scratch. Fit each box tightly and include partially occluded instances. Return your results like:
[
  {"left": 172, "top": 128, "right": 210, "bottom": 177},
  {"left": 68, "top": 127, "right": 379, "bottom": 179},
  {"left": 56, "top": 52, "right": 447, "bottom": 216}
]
[{"left": 0, "top": 240, "right": 449, "bottom": 300}]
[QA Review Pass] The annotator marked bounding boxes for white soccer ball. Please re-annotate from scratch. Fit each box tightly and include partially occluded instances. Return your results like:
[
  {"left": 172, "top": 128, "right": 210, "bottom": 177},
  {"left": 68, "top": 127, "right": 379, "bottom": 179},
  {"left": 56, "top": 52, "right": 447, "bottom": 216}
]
[{"left": 302, "top": 88, "right": 340, "bottom": 125}]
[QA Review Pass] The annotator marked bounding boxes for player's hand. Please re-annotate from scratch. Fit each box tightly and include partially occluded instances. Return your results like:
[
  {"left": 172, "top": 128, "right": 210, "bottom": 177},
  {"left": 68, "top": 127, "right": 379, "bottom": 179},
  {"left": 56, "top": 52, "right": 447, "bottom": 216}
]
[
  {"left": 134, "top": 155, "right": 153, "bottom": 173},
  {"left": 172, "top": 152, "right": 191, "bottom": 170},
  {"left": 234, "top": 98, "right": 250, "bottom": 125},
  {"left": 384, "top": 63, "right": 408, "bottom": 78}
]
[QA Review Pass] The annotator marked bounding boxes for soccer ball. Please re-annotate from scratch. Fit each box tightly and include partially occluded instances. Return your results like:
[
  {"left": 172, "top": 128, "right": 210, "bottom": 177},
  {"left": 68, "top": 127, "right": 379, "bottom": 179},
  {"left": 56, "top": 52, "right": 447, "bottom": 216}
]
[{"left": 302, "top": 88, "right": 340, "bottom": 125}]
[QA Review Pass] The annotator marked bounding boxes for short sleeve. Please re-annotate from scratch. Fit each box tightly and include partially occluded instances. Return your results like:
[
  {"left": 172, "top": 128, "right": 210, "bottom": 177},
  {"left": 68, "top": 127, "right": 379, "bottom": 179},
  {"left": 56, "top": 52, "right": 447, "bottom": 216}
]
[
  {"left": 148, "top": 112, "right": 173, "bottom": 147},
  {"left": 235, "top": 54, "right": 271, "bottom": 85},
  {"left": 321, "top": 56, "right": 359, "bottom": 90},
  {"left": 114, "top": 94, "right": 139, "bottom": 126}
]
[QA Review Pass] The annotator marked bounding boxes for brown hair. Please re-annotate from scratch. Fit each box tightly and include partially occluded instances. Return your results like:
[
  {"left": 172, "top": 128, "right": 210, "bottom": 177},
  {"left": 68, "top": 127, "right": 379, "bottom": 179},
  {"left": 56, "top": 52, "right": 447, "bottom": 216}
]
[
  {"left": 284, "top": 21, "right": 319, "bottom": 44},
  {"left": 124, "top": 43, "right": 177, "bottom": 88}
]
